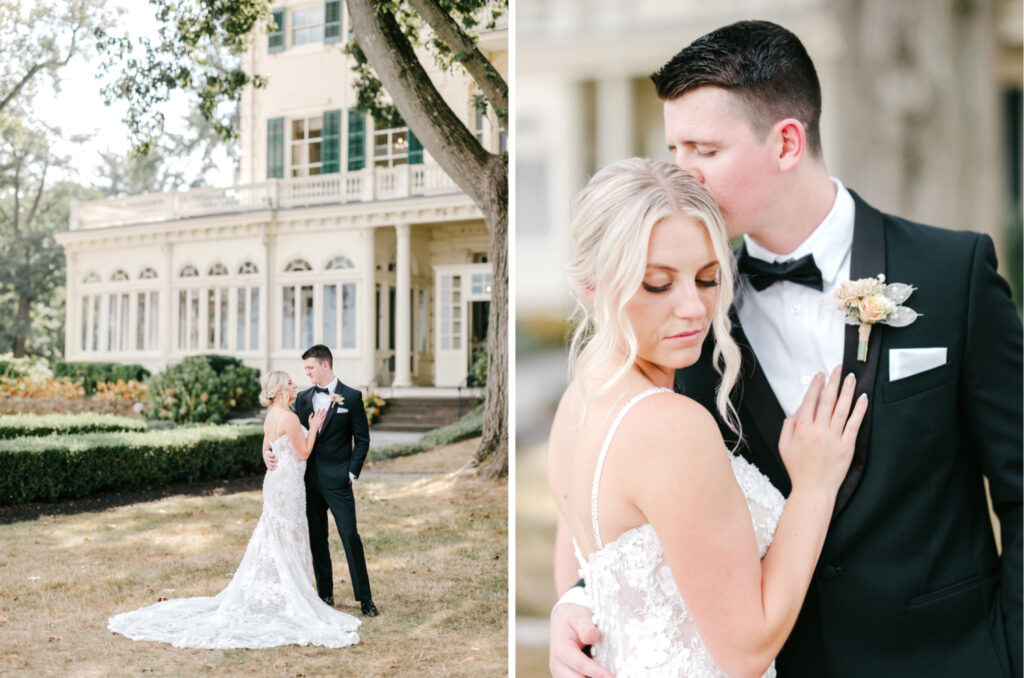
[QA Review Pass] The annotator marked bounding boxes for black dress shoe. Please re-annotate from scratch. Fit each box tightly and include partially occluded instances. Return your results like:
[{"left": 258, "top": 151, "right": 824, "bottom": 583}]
[
  {"left": 360, "top": 599, "right": 379, "bottom": 617},
  {"left": 320, "top": 594, "right": 334, "bottom": 606}
]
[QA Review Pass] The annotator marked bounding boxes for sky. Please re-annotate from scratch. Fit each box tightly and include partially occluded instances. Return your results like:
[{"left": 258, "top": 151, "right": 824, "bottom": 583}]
[{"left": 30, "top": 2, "right": 233, "bottom": 188}]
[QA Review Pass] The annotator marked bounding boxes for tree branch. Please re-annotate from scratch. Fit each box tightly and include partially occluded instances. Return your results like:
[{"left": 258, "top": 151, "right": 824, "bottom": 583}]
[
  {"left": 0, "top": 62, "right": 49, "bottom": 116},
  {"left": 25, "top": 156, "right": 50, "bottom": 228},
  {"left": 406, "top": 0, "right": 507, "bottom": 119},
  {"left": 346, "top": 0, "right": 497, "bottom": 216}
]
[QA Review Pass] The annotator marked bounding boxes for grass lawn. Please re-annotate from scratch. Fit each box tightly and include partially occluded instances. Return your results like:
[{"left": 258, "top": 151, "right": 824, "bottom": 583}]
[{"left": 0, "top": 438, "right": 507, "bottom": 677}]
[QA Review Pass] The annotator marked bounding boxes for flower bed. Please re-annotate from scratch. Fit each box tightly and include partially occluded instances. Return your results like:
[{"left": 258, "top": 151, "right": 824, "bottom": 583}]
[
  {"left": 0, "top": 424, "right": 264, "bottom": 506},
  {"left": 0, "top": 414, "right": 146, "bottom": 440}
]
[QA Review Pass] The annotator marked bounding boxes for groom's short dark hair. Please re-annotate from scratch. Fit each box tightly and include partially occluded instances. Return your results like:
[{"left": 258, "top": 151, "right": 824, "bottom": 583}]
[
  {"left": 302, "top": 344, "right": 333, "bottom": 367},
  {"left": 650, "top": 20, "right": 823, "bottom": 156}
]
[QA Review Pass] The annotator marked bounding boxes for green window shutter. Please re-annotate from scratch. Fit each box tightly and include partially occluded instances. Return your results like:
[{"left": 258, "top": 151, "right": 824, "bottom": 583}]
[
  {"left": 267, "top": 117, "right": 284, "bottom": 178},
  {"left": 408, "top": 129, "right": 423, "bottom": 165},
  {"left": 268, "top": 9, "right": 285, "bottom": 53},
  {"left": 325, "top": 0, "right": 342, "bottom": 43},
  {"left": 322, "top": 109, "right": 341, "bottom": 174},
  {"left": 347, "top": 109, "right": 365, "bottom": 171}
]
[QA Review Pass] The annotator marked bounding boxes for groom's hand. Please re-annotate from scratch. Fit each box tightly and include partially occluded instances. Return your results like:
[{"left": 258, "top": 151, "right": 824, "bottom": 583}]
[
  {"left": 262, "top": 446, "right": 277, "bottom": 471},
  {"left": 549, "top": 603, "right": 613, "bottom": 678}
]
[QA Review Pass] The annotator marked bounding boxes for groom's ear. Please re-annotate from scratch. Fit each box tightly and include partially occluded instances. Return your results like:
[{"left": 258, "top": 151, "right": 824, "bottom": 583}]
[{"left": 773, "top": 118, "right": 806, "bottom": 172}]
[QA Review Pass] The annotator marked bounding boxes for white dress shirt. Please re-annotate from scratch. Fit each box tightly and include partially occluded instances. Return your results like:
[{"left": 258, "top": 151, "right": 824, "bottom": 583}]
[{"left": 735, "top": 178, "right": 855, "bottom": 417}]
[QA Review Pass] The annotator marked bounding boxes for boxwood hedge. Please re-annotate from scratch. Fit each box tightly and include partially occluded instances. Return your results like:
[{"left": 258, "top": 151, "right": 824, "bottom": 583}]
[
  {"left": 0, "top": 424, "right": 264, "bottom": 506},
  {"left": 54, "top": 362, "right": 151, "bottom": 394},
  {"left": 0, "top": 413, "right": 147, "bottom": 440}
]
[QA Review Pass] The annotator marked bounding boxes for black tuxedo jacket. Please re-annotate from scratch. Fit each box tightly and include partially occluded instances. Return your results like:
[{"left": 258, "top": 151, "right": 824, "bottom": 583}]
[
  {"left": 296, "top": 381, "right": 370, "bottom": 488},
  {"left": 677, "top": 192, "right": 1022, "bottom": 677}
]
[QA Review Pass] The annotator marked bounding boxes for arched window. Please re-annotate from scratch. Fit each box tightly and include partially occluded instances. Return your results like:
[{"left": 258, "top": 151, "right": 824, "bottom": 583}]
[
  {"left": 179, "top": 264, "right": 199, "bottom": 278},
  {"left": 325, "top": 255, "right": 355, "bottom": 270},
  {"left": 209, "top": 263, "right": 229, "bottom": 276},
  {"left": 83, "top": 272, "right": 100, "bottom": 284},
  {"left": 238, "top": 261, "right": 259, "bottom": 275},
  {"left": 139, "top": 267, "right": 158, "bottom": 280},
  {"left": 284, "top": 258, "right": 312, "bottom": 272},
  {"left": 111, "top": 270, "right": 129, "bottom": 281}
]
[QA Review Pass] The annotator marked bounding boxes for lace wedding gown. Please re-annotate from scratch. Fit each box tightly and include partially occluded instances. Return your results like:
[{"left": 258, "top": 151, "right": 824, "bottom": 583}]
[
  {"left": 575, "top": 388, "right": 785, "bottom": 677},
  {"left": 108, "top": 432, "right": 360, "bottom": 649}
]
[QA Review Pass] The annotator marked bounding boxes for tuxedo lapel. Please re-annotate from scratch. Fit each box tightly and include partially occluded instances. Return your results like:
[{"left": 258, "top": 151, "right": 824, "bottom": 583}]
[
  {"left": 835, "top": 190, "right": 886, "bottom": 515},
  {"left": 730, "top": 309, "right": 787, "bottom": 474},
  {"left": 319, "top": 380, "right": 343, "bottom": 432}
]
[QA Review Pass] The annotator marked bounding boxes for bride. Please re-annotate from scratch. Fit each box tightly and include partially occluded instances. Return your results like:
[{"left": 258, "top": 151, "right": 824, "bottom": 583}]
[
  {"left": 547, "top": 158, "right": 867, "bottom": 677},
  {"left": 108, "top": 371, "right": 361, "bottom": 649}
]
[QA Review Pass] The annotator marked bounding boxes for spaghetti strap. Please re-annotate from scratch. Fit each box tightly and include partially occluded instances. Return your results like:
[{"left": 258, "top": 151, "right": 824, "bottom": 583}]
[
  {"left": 274, "top": 412, "right": 284, "bottom": 440},
  {"left": 591, "top": 387, "right": 673, "bottom": 549}
]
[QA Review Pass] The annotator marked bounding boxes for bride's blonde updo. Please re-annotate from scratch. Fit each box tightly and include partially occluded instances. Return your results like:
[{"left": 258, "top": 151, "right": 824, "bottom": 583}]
[
  {"left": 259, "top": 370, "right": 291, "bottom": 407},
  {"left": 566, "top": 157, "right": 741, "bottom": 434}
]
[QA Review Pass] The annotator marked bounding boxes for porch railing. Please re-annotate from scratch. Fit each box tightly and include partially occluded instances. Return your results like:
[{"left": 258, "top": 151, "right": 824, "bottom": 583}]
[{"left": 70, "top": 165, "right": 462, "bottom": 230}]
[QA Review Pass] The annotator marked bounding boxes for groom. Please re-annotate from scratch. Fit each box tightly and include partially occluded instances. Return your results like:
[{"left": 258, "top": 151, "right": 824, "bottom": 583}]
[
  {"left": 550, "top": 21, "right": 1022, "bottom": 678},
  {"left": 296, "top": 344, "right": 377, "bottom": 617}
]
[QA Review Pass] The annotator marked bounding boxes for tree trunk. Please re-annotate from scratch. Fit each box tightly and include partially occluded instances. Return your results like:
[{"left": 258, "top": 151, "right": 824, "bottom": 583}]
[
  {"left": 13, "top": 296, "right": 29, "bottom": 357},
  {"left": 474, "top": 171, "right": 508, "bottom": 479}
]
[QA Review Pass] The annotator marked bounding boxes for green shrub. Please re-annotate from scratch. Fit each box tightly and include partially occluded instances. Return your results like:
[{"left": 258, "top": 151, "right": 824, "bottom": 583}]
[
  {"left": 146, "top": 356, "right": 259, "bottom": 424},
  {"left": 0, "top": 354, "right": 53, "bottom": 381},
  {"left": 54, "top": 361, "right": 151, "bottom": 394},
  {"left": 0, "top": 413, "right": 146, "bottom": 440},
  {"left": 0, "top": 424, "right": 265, "bottom": 506},
  {"left": 467, "top": 346, "right": 488, "bottom": 387}
]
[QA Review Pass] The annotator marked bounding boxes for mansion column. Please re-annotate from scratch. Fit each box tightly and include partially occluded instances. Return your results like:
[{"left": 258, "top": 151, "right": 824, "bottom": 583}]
[
  {"left": 358, "top": 226, "right": 376, "bottom": 387},
  {"left": 392, "top": 223, "right": 412, "bottom": 387}
]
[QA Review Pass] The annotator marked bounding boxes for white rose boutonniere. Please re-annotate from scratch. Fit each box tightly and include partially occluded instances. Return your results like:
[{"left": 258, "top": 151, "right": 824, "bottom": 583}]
[
  {"left": 330, "top": 393, "right": 344, "bottom": 407},
  {"left": 835, "top": 274, "right": 920, "bottom": 361}
]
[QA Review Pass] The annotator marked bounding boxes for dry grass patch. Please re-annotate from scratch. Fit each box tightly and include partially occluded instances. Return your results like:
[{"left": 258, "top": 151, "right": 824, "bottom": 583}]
[{"left": 0, "top": 438, "right": 506, "bottom": 677}]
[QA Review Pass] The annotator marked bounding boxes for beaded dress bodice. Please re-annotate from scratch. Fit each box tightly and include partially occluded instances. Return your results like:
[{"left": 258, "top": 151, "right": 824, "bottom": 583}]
[{"left": 574, "top": 388, "right": 785, "bottom": 677}]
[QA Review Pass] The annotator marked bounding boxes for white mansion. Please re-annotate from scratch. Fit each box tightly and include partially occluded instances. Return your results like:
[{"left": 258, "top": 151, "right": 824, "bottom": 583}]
[{"left": 56, "top": 2, "right": 506, "bottom": 389}]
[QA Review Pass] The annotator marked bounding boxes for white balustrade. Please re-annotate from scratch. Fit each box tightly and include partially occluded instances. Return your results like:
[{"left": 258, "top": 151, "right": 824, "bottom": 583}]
[{"left": 70, "top": 164, "right": 463, "bottom": 230}]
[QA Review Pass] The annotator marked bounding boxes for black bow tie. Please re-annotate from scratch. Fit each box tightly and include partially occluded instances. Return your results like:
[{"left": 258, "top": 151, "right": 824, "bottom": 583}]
[
  {"left": 738, "top": 252, "right": 823, "bottom": 292},
  {"left": 313, "top": 386, "right": 330, "bottom": 395}
]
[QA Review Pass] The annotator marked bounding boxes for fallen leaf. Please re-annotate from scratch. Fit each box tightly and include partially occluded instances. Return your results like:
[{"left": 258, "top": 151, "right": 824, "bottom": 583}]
[{"left": 201, "top": 530, "right": 211, "bottom": 537}]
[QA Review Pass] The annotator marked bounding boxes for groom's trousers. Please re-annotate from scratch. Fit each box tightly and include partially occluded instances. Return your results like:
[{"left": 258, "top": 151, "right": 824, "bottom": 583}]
[{"left": 307, "top": 482, "right": 372, "bottom": 602}]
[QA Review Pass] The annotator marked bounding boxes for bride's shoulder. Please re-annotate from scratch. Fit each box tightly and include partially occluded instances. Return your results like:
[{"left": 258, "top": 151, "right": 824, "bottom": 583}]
[{"left": 618, "top": 389, "right": 724, "bottom": 462}]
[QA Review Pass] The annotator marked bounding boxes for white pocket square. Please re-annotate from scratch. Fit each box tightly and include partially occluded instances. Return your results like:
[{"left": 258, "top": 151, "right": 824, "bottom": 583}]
[
  {"left": 336, "top": 407, "right": 348, "bottom": 414},
  {"left": 889, "top": 347, "right": 947, "bottom": 381}
]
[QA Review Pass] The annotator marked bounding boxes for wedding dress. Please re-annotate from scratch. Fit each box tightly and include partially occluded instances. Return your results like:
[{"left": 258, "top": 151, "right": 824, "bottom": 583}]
[
  {"left": 575, "top": 387, "right": 785, "bottom": 677},
  {"left": 108, "top": 430, "right": 360, "bottom": 649}
]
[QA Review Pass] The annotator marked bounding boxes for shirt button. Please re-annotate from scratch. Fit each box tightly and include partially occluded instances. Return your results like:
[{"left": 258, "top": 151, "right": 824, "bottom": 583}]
[
  {"left": 800, "top": 375, "right": 811, "bottom": 385},
  {"left": 791, "top": 304, "right": 802, "bottom": 314}
]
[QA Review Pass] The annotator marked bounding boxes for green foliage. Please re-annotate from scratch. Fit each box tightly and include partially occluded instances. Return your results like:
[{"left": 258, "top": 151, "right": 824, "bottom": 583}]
[
  {"left": 0, "top": 354, "right": 53, "bottom": 380},
  {"left": 363, "top": 391, "right": 387, "bottom": 425},
  {"left": 0, "top": 424, "right": 264, "bottom": 505},
  {"left": 468, "top": 346, "right": 487, "bottom": 387},
  {"left": 366, "top": 403, "right": 483, "bottom": 462},
  {"left": 0, "top": 413, "right": 145, "bottom": 440},
  {"left": 146, "top": 356, "right": 259, "bottom": 424},
  {"left": 54, "top": 361, "right": 150, "bottom": 394}
]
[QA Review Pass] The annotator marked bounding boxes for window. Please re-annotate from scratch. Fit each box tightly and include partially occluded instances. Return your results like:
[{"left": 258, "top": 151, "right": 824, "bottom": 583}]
[
  {"left": 139, "top": 267, "right": 158, "bottom": 279},
  {"left": 239, "top": 261, "right": 259, "bottom": 275},
  {"left": 136, "top": 292, "right": 146, "bottom": 350},
  {"left": 322, "top": 109, "right": 341, "bottom": 174},
  {"left": 178, "top": 289, "right": 201, "bottom": 351},
  {"left": 147, "top": 292, "right": 159, "bottom": 350},
  {"left": 325, "top": 255, "right": 355, "bottom": 270},
  {"left": 236, "top": 286, "right": 260, "bottom": 351},
  {"left": 111, "top": 270, "right": 129, "bottom": 281},
  {"left": 108, "top": 293, "right": 130, "bottom": 351},
  {"left": 417, "top": 288, "right": 427, "bottom": 352},
  {"left": 471, "top": 272, "right": 493, "bottom": 295},
  {"left": 208, "top": 288, "right": 229, "bottom": 350},
  {"left": 475, "top": 110, "right": 486, "bottom": 145},
  {"left": 323, "top": 282, "right": 357, "bottom": 349},
  {"left": 83, "top": 272, "right": 100, "bottom": 284},
  {"left": 292, "top": 6, "right": 323, "bottom": 45},
  {"left": 281, "top": 285, "right": 314, "bottom": 349},
  {"left": 267, "top": 117, "right": 284, "bottom": 179},
  {"left": 268, "top": 8, "right": 285, "bottom": 52},
  {"left": 440, "top": 274, "right": 462, "bottom": 349},
  {"left": 180, "top": 264, "right": 199, "bottom": 278},
  {"left": 324, "top": 0, "right": 342, "bottom": 42},
  {"left": 291, "top": 116, "right": 323, "bottom": 176},
  {"left": 209, "top": 263, "right": 228, "bottom": 276},
  {"left": 374, "top": 126, "right": 409, "bottom": 167},
  {"left": 285, "top": 258, "right": 312, "bottom": 272}
]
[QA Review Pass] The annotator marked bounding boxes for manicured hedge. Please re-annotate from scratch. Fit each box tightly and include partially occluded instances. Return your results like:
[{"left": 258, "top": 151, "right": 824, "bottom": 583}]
[
  {"left": 0, "top": 424, "right": 264, "bottom": 506},
  {"left": 0, "top": 413, "right": 146, "bottom": 440},
  {"left": 54, "top": 362, "right": 151, "bottom": 394},
  {"left": 147, "top": 355, "right": 260, "bottom": 424}
]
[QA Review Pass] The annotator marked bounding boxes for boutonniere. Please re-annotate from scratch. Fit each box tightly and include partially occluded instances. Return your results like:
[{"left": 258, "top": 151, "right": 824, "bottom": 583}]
[
  {"left": 835, "top": 274, "right": 920, "bottom": 361},
  {"left": 330, "top": 393, "right": 344, "bottom": 407}
]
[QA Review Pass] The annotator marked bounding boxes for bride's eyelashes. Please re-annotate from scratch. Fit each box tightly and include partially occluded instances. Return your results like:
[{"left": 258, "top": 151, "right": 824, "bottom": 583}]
[{"left": 641, "top": 277, "right": 720, "bottom": 293}]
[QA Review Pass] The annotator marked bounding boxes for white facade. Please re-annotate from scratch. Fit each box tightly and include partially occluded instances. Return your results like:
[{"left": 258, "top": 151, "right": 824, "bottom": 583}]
[{"left": 57, "top": 1, "right": 506, "bottom": 388}]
